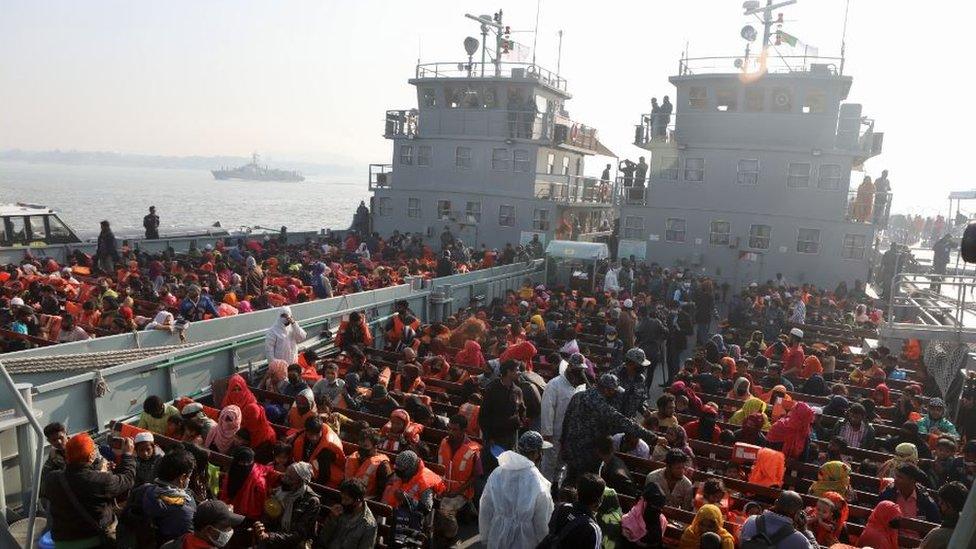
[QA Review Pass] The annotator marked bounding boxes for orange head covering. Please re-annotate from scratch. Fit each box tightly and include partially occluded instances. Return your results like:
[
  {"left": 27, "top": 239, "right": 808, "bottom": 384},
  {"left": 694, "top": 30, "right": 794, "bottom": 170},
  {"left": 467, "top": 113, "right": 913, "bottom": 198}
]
[
  {"left": 720, "top": 357, "right": 736, "bottom": 378},
  {"left": 873, "top": 383, "right": 892, "bottom": 407},
  {"left": 801, "top": 355, "right": 823, "bottom": 378},
  {"left": 747, "top": 447, "right": 786, "bottom": 488},
  {"left": 65, "top": 433, "right": 95, "bottom": 465}
]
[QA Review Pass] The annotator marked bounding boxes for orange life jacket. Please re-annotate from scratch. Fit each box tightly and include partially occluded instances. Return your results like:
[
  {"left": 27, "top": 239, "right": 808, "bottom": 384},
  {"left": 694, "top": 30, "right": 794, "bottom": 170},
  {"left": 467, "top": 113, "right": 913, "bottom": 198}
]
[
  {"left": 437, "top": 437, "right": 481, "bottom": 499},
  {"left": 386, "top": 314, "right": 420, "bottom": 344},
  {"left": 287, "top": 406, "right": 316, "bottom": 431},
  {"left": 382, "top": 461, "right": 445, "bottom": 507},
  {"left": 292, "top": 425, "right": 346, "bottom": 488},
  {"left": 458, "top": 403, "right": 481, "bottom": 438},
  {"left": 343, "top": 451, "right": 390, "bottom": 499},
  {"left": 393, "top": 374, "right": 425, "bottom": 394},
  {"left": 378, "top": 421, "right": 424, "bottom": 453}
]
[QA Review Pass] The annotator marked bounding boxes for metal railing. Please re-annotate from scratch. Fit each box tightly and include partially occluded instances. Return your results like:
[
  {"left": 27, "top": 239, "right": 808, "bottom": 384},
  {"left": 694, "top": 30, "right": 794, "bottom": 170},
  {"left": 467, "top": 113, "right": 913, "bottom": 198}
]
[
  {"left": 415, "top": 61, "right": 568, "bottom": 91},
  {"left": 847, "top": 189, "right": 892, "bottom": 225},
  {"left": 678, "top": 55, "right": 844, "bottom": 76},
  {"left": 368, "top": 163, "right": 393, "bottom": 190},
  {"left": 552, "top": 118, "right": 601, "bottom": 153},
  {"left": 534, "top": 173, "right": 615, "bottom": 205},
  {"left": 615, "top": 177, "right": 649, "bottom": 206},
  {"left": 634, "top": 113, "right": 675, "bottom": 146},
  {"left": 384, "top": 109, "right": 418, "bottom": 138}
]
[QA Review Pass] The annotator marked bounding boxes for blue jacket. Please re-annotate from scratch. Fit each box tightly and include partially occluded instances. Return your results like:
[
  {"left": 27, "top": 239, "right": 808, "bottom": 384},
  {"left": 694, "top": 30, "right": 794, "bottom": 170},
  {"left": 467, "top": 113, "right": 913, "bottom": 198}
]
[
  {"left": 879, "top": 485, "right": 941, "bottom": 523},
  {"left": 179, "top": 295, "right": 220, "bottom": 321},
  {"left": 141, "top": 480, "right": 196, "bottom": 544}
]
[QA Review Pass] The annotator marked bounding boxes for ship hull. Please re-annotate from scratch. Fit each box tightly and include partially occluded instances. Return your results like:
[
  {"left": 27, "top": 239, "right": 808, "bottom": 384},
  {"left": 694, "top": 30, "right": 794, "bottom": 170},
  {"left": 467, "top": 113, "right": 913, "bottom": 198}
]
[{"left": 211, "top": 170, "right": 304, "bottom": 182}]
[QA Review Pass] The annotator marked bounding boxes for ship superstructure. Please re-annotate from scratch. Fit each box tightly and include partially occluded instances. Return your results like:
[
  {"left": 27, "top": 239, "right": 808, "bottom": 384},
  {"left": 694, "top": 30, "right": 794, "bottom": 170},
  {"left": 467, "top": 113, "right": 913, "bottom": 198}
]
[
  {"left": 618, "top": 0, "right": 884, "bottom": 288},
  {"left": 368, "top": 11, "right": 616, "bottom": 249}
]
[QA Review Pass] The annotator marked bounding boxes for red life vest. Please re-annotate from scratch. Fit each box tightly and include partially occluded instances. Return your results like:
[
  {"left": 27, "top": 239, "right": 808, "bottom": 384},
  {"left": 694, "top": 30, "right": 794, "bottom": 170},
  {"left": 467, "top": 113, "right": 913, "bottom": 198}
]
[
  {"left": 292, "top": 425, "right": 346, "bottom": 488},
  {"left": 437, "top": 437, "right": 481, "bottom": 499},
  {"left": 458, "top": 403, "right": 481, "bottom": 438},
  {"left": 343, "top": 451, "right": 390, "bottom": 499},
  {"left": 382, "top": 461, "right": 445, "bottom": 507}
]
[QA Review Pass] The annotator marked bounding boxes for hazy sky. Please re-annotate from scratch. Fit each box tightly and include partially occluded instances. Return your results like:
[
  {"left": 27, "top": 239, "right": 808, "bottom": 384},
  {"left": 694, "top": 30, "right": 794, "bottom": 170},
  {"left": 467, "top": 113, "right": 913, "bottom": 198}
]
[{"left": 1, "top": 0, "right": 972, "bottom": 215}]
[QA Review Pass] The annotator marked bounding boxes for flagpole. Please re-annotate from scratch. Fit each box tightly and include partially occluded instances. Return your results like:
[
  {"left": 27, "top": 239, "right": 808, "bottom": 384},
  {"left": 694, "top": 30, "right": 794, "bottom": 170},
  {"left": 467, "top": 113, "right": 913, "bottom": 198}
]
[
  {"left": 556, "top": 30, "right": 563, "bottom": 76},
  {"left": 840, "top": 0, "right": 851, "bottom": 74},
  {"left": 531, "top": 0, "right": 541, "bottom": 67}
]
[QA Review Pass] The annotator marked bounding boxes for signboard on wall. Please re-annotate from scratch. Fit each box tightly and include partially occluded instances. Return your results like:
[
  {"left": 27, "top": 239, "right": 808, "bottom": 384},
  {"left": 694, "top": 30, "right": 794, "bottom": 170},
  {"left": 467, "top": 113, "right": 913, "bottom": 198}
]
[
  {"left": 520, "top": 231, "right": 547, "bottom": 246},
  {"left": 618, "top": 239, "right": 647, "bottom": 260}
]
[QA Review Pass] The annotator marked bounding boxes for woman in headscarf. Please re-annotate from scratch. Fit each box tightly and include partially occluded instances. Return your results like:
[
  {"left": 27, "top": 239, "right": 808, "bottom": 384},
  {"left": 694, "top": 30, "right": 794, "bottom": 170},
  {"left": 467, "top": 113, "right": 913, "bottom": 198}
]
[
  {"left": 766, "top": 385, "right": 795, "bottom": 422},
  {"left": 873, "top": 383, "right": 893, "bottom": 407},
  {"left": 260, "top": 359, "right": 289, "bottom": 393},
  {"left": 734, "top": 413, "right": 768, "bottom": 446},
  {"left": 222, "top": 374, "right": 258, "bottom": 410},
  {"left": 454, "top": 339, "right": 486, "bottom": 370},
  {"left": 669, "top": 381, "right": 703, "bottom": 415},
  {"left": 806, "top": 491, "right": 850, "bottom": 546},
  {"left": 205, "top": 404, "right": 243, "bottom": 453},
  {"left": 801, "top": 355, "right": 823, "bottom": 379},
  {"left": 499, "top": 340, "right": 537, "bottom": 369},
  {"left": 857, "top": 500, "right": 902, "bottom": 549},
  {"left": 767, "top": 401, "right": 815, "bottom": 460},
  {"left": 243, "top": 256, "right": 266, "bottom": 297},
  {"left": 240, "top": 402, "right": 278, "bottom": 461},
  {"left": 729, "top": 397, "right": 771, "bottom": 430},
  {"left": 879, "top": 442, "right": 919, "bottom": 478},
  {"left": 800, "top": 372, "right": 829, "bottom": 396},
  {"left": 747, "top": 447, "right": 786, "bottom": 488},
  {"left": 719, "top": 356, "right": 736, "bottom": 381},
  {"left": 809, "top": 461, "right": 852, "bottom": 498},
  {"left": 622, "top": 481, "right": 667, "bottom": 548},
  {"left": 726, "top": 377, "right": 752, "bottom": 401},
  {"left": 822, "top": 395, "right": 851, "bottom": 418},
  {"left": 677, "top": 504, "right": 735, "bottom": 549},
  {"left": 378, "top": 408, "right": 423, "bottom": 453},
  {"left": 221, "top": 446, "right": 274, "bottom": 520},
  {"left": 651, "top": 425, "right": 695, "bottom": 461},
  {"left": 355, "top": 242, "right": 370, "bottom": 260},
  {"left": 287, "top": 388, "right": 318, "bottom": 430},
  {"left": 683, "top": 405, "right": 721, "bottom": 443}
]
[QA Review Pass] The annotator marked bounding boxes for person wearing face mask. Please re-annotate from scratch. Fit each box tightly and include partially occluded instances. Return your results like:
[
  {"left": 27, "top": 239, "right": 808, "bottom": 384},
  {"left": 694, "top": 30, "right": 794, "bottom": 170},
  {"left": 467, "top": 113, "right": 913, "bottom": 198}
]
[
  {"left": 160, "top": 499, "right": 244, "bottom": 549},
  {"left": 292, "top": 416, "right": 346, "bottom": 488},
  {"left": 479, "top": 431, "right": 555, "bottom": 549},
  {"left": 221, "top": 446, "right": 274, "bottom": 521},
  {"left": 312, "top": 362, "right": 345, "bottom": 408},
  {"left": 265, "top": 306, "right": 307, "bottom": 364},
  {"left": 382, "top": 449, "right": 445, "bottom": 510},
  {"left": 435, "top": 414, "right": 483, "bottom": 544},
  {"left": 257, "top": 461, "right": 321, "bottom": 548},
  {"left": 136, "top": 448, "right": 198, "bottom": 545},
  {"left": 279, "top": 363, "right": 310, "bottom": 399},
  {"left": 539, "top": 357, "right": 586, "bottom": 482},
  {"left": 344, "top": 428, "right": 392, "bottom": 499},
  {"left": 287, "top": 388, "right": 317, "bottom": 430},
  {"left": 316, "top": 478, "right": 377, "bottom": 549}
]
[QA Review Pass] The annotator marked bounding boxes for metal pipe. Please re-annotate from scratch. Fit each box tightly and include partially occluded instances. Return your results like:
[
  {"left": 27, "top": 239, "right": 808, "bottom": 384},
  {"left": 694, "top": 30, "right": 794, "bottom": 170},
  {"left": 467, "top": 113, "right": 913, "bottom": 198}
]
[{"left": 0, "top": 365, "right": 43, "bottom": 549}]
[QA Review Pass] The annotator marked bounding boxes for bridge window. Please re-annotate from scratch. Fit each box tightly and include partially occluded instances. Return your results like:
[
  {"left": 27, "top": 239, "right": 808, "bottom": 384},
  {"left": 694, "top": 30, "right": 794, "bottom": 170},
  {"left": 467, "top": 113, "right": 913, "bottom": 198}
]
[
  {"left": 658, "top": 155, "right": 679, "bottom": 181},
  {"left": 710, "top": 220, "right": 731, "bottom": 245},
  {"left": 797, "top": 227, "right": 822, "bottom": 254},
  {"left": 514, "top": 149, "right": 531, "bottom": 173},
  {"left": 499, "top": 205, "right": 516, "bottom": 227},
  {"left": 842, "top": 233, "right": 866, "bottom": 259},
  {"left": 716, "top": 88, "right": 738, "bottom": 112},
  {"left": 771, "top": 87, "right": 794, "bottom": 113},
  {"left": 7, "top": 217, "right": 26, "bottom": 244},
  {"left": 465, "top": 201, "right": 482, "bottom": 223},
  {"left": 437, "top": 200, "right": 452, "bottom": 221},
  {"left": 422, "top": 88, "right": 437, "bottom": 108},
  {"left": 455, "top": 147, "right": 472, "bottom": 170},
  {"left": 623, "top": 216, "right": 645, "bottom": 239},
  {"left": 803, "top": 90, "right": 826, "bottom": 114},
  {"left": 745, "top": 88, "right": 765, "bottom": 112},
  {"left": 665, "top": 218, "right": 686, "bottom": 243},
  {"left": 688, "top": 87, "right": 708, "bottom": 109},
  {"left": 561, "top": 156, "right": 570, "bottom": 175},
  {"left": 737, "top": 159, "right": 759, "bottom": 185},
  {"left": 27, "top": 215, "right": 47, "bottom": 241},
  {"left": 533, "top": 209, "right": 550, "bottom": 230},
  {"left": 417, "top": 145, "right": 431, "bottom": 167},
  {"left": 684, "top": 157, "right": 704, "bottom": 182},
  {"left": 787, "top": 162, "right": 811, "bottom": 188},
  {"left": 491, "top": 148, "right": 510, "bottom": 171},
  {"left": 546, "top": 153, "right": 555, "bottom": 175},
  {"left": 408, "top": 198, "right": 421, "bottom": 218},
  {"left": 749, "top": 224, "right": 771, "bottom": 249},
  {"left": 377, "top": 197, "right": 392, "bottom": 217},
  {"left": 399, "top": 145, "right": 413, "bottom": 166},
  {"left": 818, "top": 164, "right": 842, "bottom": 190}
]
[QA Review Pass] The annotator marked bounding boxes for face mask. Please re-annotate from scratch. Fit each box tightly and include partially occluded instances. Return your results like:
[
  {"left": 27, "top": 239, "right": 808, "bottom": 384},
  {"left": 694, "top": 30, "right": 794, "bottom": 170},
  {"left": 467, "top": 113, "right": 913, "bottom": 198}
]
[{"left": 211, "top": 527, "right": 233, "bottom": 547}]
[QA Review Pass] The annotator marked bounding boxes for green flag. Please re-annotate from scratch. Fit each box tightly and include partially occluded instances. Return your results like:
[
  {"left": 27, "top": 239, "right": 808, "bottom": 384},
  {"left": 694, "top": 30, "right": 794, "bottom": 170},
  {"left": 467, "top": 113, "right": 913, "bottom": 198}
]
[{"left": 777, "top": 30, "right": 798, "bottom": 47}]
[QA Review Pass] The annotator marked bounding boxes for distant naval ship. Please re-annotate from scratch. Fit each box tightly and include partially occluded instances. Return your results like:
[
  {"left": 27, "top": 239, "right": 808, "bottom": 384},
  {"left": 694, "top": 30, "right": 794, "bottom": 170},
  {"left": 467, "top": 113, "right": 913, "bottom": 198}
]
[{"left": 212, "top": 152, "right": 304, "bottom": 182}]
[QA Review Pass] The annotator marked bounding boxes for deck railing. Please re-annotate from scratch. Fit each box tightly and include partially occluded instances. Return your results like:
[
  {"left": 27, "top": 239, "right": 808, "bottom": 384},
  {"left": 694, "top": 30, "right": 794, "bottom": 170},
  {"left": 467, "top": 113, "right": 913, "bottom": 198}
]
[
  {"left": 634, "top": 113, "right": 675, "bottom": 146},
  {"left": 415, "top": 61, "right": 567, "bottom": 91},
  {"left": 534, "top": 173, "right": 615, "bottom": 205},
  {"left": 678, "top": 55, "right": 844, "bottom": 76}
]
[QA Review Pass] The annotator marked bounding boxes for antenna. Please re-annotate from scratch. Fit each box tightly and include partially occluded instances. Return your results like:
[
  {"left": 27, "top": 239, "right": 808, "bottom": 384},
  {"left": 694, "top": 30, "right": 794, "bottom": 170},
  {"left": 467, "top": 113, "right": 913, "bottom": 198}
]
[
  {"left": 743, "top": 0, "right": 797, "bottom": 48},
  {"left": 840, "top": 0, "right": 851, "bottom": 74},
  {"left": 464, "top": 11, "right": 503, "bottom": 76},
  {"left": 532, "top": 0, "right": 541, "bottom": 66},
  {"left": 556, "top": 30, "right": 564, "bottom": 75}
]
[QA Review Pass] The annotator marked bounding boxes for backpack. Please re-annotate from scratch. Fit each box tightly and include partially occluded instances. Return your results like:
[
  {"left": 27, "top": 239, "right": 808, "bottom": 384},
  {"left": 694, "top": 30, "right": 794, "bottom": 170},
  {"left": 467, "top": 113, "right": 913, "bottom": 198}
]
[
  {"left": 741, "top": 514, "right": 795, "bottom": 549},
  {"left": 536, "top": 505, "right": 596, "bottom": 549}
]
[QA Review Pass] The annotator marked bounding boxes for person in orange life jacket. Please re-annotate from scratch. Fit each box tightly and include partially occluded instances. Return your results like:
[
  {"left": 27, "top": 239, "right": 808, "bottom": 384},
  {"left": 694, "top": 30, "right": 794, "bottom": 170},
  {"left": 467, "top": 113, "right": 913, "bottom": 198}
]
[
  {"left": 344, "top": 428, "right": 392, "bottom": 499},
  {"left": 287, "top": 388, "right": 317, "bottom": 430},
  {"left": 458, "top": 392, "right": 482, "bottom": 438},
  {"left": 291, "top": 416, "right": 345, "bottom": 488},
  {"left": 385, "top": 307, "right": 420, "bottom": 349},
  {"left": 379, "top": 408, "right": 424, "bottom": 454},
  {"left": 335, "top": 311, "right": 373, "bottom": 351},
  {"left": 436, "top": 414, "right": 483, "bottom": 541},
  {"left": 394, "top": 363, "right": 426, "bottom": 395},
  {"left": 296, "top": 348, "right": 321, "bottom": 384},
  {"left": 363, "top": 383, "right": 400, "bottom": 417},
  {"left": 382, "top": 449, "right": 445, "bottom": 512}
]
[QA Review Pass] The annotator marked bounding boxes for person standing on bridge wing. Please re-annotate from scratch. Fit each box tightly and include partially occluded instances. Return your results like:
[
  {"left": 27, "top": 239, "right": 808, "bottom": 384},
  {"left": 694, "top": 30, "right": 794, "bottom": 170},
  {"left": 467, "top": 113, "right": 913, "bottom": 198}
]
[{"left": 143, "top": 205, "right": 160, "bottom": 239}]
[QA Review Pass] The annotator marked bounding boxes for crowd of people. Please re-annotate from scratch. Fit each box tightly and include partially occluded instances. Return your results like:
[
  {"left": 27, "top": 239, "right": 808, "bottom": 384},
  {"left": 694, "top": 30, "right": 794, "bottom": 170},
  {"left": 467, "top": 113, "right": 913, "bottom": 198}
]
[
  {"left": 28, "top": 227, "right": 976, "bottom": 549},
  {"left": 0, "top": 219, "right": 544, "bottom": 353}
]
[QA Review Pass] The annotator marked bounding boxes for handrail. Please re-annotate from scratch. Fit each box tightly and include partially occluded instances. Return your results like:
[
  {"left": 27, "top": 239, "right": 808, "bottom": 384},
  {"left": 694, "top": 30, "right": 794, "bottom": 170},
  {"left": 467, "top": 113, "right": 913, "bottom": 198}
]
[
  {"left": 414, "top": 61, "right": 567, "bottom": 91},
  {"left": 0, "top": 362, "right": 44, "bottom": 549},
  {"left": 678, "top": 55, "right": 844, "bottom": 76},
  {"left": 534, "top": 173, "right": 614, "bottom": 205}
]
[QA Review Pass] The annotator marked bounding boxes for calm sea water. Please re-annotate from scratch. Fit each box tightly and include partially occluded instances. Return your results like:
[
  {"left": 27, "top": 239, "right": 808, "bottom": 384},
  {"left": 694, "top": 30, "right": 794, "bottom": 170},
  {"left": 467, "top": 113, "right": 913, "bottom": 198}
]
[{"left": 0, "top": 161, "right": 366, "bottom": 239}]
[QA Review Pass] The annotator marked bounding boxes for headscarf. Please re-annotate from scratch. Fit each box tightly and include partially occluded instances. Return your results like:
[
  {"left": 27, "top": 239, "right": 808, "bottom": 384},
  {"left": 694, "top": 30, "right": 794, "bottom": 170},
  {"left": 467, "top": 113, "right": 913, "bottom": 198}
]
[
  {"left": 65, "top": 433, "right": 96, "bottom": 465},
  {"left": 267, "top": 306, "right": 293, "bottom": 341},
  {"left": 728, "top": 377, "right": 752, "bottom": 400},
  {"left": 206, "top": 405, "right": 242, "bottom": 453},
  {"left": 880, "top": 443, "right": 918, "bottom": 477},
  {"left": 747, "top": 447, "right": 785, "bottom": 488},
  {"left": 809, "top": 461, "right": 851, "bottom": 497},
  {"left": 278, "top": 461, "right": 313, "bottom": 531},
  {"left": 241, "top": 402, "right": 277, "bottom": 448},
  {"left": 874, "top": 383, "right": 892, "bottom": 407},
  {"left": 729, "top": 397, "right": 771, "bottom": 430},
  {"left": 719, "top": 357, "right": 736, "bottom": 379},
  {"left": 767, "top": 385, "right": 795, "bottom": 421},
  {"left": 222, "top": 374, "right": 258, "bottom": 409},
  {"left": 822, "top": 395, "right": 850, "bottom": 418},
  {"left": 500, "top": 340, "right": 537, "bottom": 364},
  {"left": 455, "top": 340, "right": 486, "bottom": 369},
  {"left": 666, "top": 425, "right": 694, "bottom": 458},
  {"left": 385, "top": 409, "right": 420, "bottom": 444},
  {"left": 677, "top": 504, "right": 735, "bottom": 549},
  {"left": 265, "top": 359, "right": 289, "bottom": 390},
  {"left": 709, "top": 334, "right": 727, "bottom": 354},
  {"left": 735, "top": 413, "right": 767, "bottom": 444},
  {"left": 670, "top": 381, "right": 703, "bottom": 414},
  {"left": 728, "top": 344, "right": 742, "bottom": 361},
  {"left": 226, "top": 446, "right": 255, "bottom": 499},
  {"left": 801, "top": 355, "right": 823, "bottom": 378},
  {"left": 858, "top": 501, "right": 902, "bottom": 549},
  {"left": 767, "top": 401, "right": 815, "bottom": 459}
]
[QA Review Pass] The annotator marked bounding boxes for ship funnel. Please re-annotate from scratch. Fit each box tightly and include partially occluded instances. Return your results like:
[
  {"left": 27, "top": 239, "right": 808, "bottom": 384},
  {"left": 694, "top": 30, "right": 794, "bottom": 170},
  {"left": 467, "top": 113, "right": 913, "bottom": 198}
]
[{"left": 463, "top": 36, "right": 480, "bottom": 56}]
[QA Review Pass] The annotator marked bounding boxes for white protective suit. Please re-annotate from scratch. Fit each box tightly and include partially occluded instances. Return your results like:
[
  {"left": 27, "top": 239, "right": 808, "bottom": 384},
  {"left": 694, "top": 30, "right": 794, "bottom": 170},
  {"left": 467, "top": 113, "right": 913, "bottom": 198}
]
[
  {"left": 539, "top": 372, "right": 583, "bottom": 481},
  {"left": 603, "top": 267, "right": 620, "bottom": 293},
  {"left": 479, "top": 450, "right": 553, "bottom": 549},
  {"left": 264, "top": 306, "right": 307, "bottom": 364}
]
